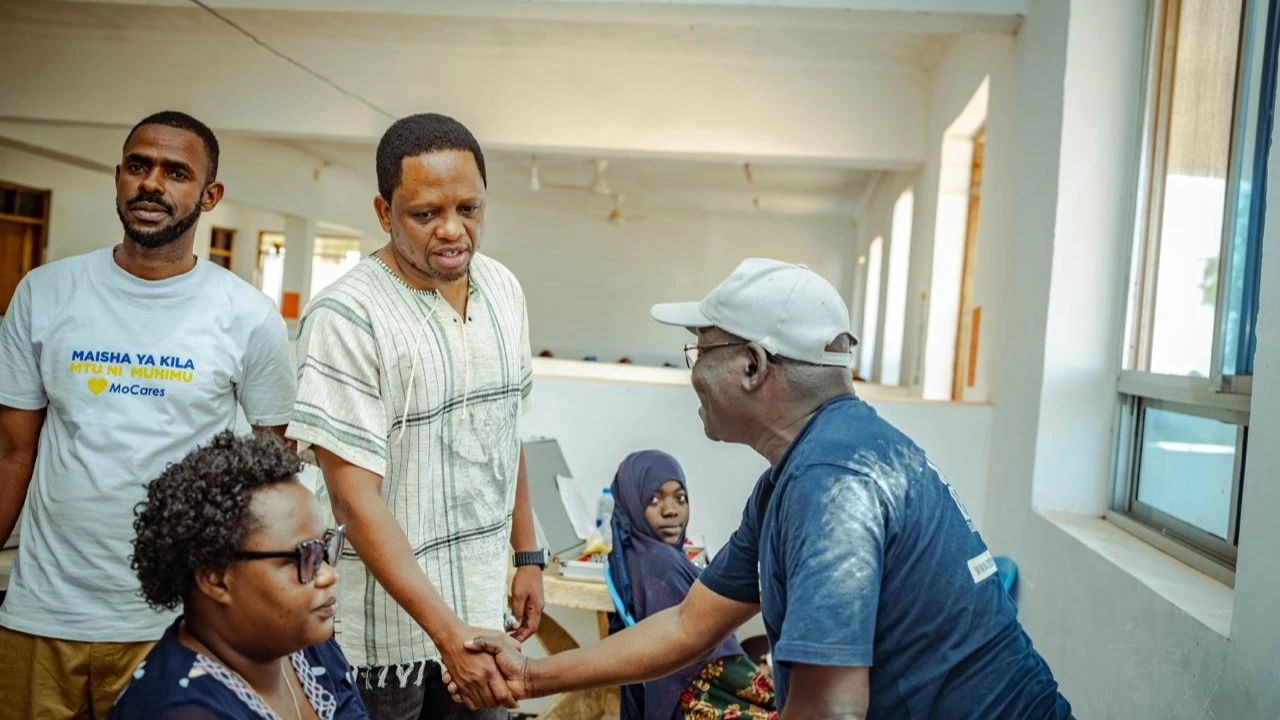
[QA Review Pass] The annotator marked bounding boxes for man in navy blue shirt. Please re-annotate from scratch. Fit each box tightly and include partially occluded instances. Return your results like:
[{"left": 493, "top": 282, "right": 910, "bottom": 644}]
[{"left": 452, "top": 259, "right": 1072, "bottom": 719}]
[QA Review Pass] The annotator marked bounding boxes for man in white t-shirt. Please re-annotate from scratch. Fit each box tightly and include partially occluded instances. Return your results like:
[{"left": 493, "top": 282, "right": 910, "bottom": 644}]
[{"left": 0, "top": 111, "right": 296, "bottom": 718}]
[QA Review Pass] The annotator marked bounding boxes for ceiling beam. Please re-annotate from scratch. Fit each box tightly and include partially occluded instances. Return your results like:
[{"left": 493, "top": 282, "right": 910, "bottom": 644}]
[
  {"left": 0, "top": 23, "right": 931, "bottom": 166},
  {"left": 62, "top": 0, "right": 1023, "bottom": 33}
]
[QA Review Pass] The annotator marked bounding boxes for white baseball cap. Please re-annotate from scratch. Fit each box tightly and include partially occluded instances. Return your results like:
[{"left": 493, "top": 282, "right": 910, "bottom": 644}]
[{"left": 650, "top": 258, "right": 858, "bottom": 367}]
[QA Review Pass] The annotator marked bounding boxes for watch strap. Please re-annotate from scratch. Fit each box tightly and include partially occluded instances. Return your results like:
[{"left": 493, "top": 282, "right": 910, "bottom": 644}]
[{"left": 514, "top": 550, "right": 547, "bottom": 568}]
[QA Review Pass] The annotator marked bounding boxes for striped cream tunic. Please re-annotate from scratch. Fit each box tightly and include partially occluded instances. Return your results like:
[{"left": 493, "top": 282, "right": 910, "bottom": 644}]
[{"left": 287, "top": 253, "right": 532, "bottom": 678}]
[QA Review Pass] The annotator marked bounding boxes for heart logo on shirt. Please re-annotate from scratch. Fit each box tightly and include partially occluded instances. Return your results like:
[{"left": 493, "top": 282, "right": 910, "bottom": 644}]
[{"left": 87, "top": 377, "right": 108, "bottom": 395}]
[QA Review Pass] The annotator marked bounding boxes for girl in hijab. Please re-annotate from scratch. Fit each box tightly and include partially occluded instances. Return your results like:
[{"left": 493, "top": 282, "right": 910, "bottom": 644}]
[{"left": 607, "top": 450, "right": 776, "bottom": 720}]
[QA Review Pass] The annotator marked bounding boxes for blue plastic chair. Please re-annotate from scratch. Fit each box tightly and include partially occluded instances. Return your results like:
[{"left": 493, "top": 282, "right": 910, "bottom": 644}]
[{"left": 994, "top": 556, "right": 1018, "bottom": 598}]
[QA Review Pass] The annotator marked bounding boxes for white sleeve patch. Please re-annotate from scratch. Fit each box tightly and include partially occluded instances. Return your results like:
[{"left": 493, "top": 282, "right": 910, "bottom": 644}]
[{"left": 968, "top": 550, "right": 997, "bottom": 584}]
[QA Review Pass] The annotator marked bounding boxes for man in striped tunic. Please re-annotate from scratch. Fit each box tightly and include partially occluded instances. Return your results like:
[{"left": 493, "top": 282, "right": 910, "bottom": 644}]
[{"left": 286, "top": 113, "right": 541, "bottom": 720}]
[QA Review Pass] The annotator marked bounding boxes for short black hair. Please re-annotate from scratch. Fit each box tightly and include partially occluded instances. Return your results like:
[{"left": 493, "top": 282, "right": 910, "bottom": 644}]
[
  {"left": 125, "top": 110, "right": 220, "bottom": 182},
  {"left": 131, "top": 431, "right": 302, "bottom": 611},
  {"left": 376, "top": 113, "right": 487, "bottom": 202}
]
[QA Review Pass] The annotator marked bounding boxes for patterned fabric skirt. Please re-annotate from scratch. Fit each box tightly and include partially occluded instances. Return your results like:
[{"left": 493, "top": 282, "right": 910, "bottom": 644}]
[{"left": 678, "top": 655, "right": 778, "bottom": 720}]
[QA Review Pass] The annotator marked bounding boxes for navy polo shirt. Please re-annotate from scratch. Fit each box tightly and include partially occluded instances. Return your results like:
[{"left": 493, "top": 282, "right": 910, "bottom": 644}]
[{"left": 699, "top": 394, "right": 1071, "bottom": 719}]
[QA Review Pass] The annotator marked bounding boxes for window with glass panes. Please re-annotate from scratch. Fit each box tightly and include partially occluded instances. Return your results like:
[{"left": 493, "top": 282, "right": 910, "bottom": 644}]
[{"left": 1114, "top": 0, "right": 1276, "bottom": 585}]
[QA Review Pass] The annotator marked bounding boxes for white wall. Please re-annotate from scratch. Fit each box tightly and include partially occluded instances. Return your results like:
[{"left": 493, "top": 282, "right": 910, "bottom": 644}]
[
  {"left": 484, "top": 203, "right": 857, "bottom": 367},
  {"left": 0, "top": 141, "right": 115, "bottom": 264},
  {"left": 1223, "top": 68, "right": 1280, "bottom": 712},
  {"left": 906, "top": 36, "right": 1015, "bottom": 397},
  {"left": 971, "top": 0, "right": 1280, "bottom": 717},
  {"left": 521, "top": 363, "right": 993, "bottom": 555},
  {"left": 856, "top": 170, "right": 917, "bottom": 384},
  {"left": 0, "top": 121, "right": 384, "bottom": 243},
  {"left": 0, "top": 141, "right": 287, "bottom": 287},
  {"left": 855, "top": 35, "right": 1014, "bottom": 396},
  {"left": 199, "top": 202, "right": 287, "bottom": 285},
  {"left": 1030, "top": 0, "right": 1145, "bottom": 516}
]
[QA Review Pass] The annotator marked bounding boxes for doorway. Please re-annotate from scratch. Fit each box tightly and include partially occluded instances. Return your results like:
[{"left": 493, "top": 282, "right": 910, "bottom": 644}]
[
  {"left": 951, "top": 129, "right": 985, "bottom": 400},
  {"left": 0, "top": 182, "right": 49, "bottom": 315}
]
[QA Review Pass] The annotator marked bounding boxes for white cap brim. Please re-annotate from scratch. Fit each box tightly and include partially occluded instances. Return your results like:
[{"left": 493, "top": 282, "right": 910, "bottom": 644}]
[{"left": 650, "top": 301, "right": 713, "bottom": 328}]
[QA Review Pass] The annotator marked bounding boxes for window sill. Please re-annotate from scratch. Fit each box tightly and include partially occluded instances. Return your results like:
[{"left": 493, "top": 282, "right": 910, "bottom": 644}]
[
  {"left": 530, "top": 357, "right": 991, "bottom": 406},
  {"left": 1037, "top": 510, "right": 1233, "bottom": 638}
]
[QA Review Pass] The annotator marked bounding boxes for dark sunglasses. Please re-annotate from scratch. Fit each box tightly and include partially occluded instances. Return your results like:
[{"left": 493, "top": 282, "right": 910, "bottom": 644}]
[{"left": 232, "top": 526, "right": 346, "bottom": 584}]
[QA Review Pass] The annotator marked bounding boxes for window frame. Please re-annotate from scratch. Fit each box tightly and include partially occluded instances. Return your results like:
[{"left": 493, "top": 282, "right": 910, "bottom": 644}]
[
  {"left": 1212, "top": 0, "right": 1277, "bottom": 388},
  {"left": 1111, "top": 385, "right": 1246, "bottom": 576},
  {"left": 1114, "top": 0, "right": 1273, "bottom": 584}
]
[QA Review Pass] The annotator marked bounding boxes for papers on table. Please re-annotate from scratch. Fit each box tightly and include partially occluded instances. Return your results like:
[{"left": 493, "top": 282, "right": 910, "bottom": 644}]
[{"left": 557, "top": 474, "right": 598, "bottom": 541}]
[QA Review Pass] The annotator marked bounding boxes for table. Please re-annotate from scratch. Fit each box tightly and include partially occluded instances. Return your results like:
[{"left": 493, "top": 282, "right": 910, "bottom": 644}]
[{"left": 520, "top": 566, "right": 620, "bottom": 720}]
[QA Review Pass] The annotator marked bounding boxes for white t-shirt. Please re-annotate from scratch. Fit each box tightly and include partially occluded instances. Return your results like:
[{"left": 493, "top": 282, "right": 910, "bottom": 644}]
[{"left": 0, "top": 247, "right": 296, "bottom": 642}]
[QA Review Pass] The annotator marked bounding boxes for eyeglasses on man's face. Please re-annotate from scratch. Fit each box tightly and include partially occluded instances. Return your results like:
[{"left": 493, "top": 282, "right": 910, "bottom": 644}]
[
  {"left": 232, "top": 525, "right": 346, "bottom": 584},
  {"left": 682, "top": 341, "right": 750, "bottom": 369}
]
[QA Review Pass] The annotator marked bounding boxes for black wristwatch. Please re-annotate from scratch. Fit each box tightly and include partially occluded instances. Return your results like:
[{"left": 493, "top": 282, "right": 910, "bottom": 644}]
[{"left": 514, "top": 550, "right": 548, "bottom": 570}]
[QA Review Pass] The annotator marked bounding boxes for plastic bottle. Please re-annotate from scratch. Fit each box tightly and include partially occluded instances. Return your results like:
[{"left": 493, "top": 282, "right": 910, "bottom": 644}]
[
  {"left": 584, "top": 488, "right": 615, "bottom": 555},
  {"left": 596, "top": 488, "right": 614, "bottom": 546}
]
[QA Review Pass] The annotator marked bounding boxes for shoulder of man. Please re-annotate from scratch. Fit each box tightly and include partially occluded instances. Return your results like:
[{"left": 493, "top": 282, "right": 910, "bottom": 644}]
[
  {"left": 202, "top": 261, "right": 280, "bottom": 319},
  {"left": 24, "top": 247, "right": 101, "bottom": 289},
  {"left": 471, "top": 253, "right": 526, "bottom": 301}
]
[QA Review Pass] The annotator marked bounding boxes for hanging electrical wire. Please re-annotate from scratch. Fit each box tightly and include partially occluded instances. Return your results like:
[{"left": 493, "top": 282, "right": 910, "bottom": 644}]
[{"left": 187, "top": 0, "right": 396, "bottom": 120}]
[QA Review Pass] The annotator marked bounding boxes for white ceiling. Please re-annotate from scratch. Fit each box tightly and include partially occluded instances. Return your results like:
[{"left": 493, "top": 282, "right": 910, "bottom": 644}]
[
  {"left": 275, "top": 138, "right": 871, "bottom": 218},
  {"left": 6, "top": 2, "right": 946, "bottom": 68},
  {"left": 1, "top": 0, "right": 1012, "bottom": 218},
  {"left": 51, "top": 0, "right": 1024, "bottom": 33}
]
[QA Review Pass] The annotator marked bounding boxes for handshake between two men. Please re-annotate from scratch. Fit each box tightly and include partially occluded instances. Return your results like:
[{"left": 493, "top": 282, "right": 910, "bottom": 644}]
[{"left": 436, "top": 581, "right": 873, "bottom": 719}]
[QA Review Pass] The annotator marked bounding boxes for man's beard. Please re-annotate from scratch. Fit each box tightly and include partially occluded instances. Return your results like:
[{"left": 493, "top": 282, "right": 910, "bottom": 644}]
[
  {"left": 395, "top": 236, "right": 473, "bottom": 283},
  {"left": 424, "top": 262, "right": 468, "bottom": 284},
  {"left": 116, "top": 194, "right": 203, "bottom": 249}
]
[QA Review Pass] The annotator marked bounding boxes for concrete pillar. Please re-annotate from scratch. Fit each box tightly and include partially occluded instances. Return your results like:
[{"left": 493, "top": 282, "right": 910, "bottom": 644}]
[{"left": 281, "top": 214, "right": 316, "bottom": 324}]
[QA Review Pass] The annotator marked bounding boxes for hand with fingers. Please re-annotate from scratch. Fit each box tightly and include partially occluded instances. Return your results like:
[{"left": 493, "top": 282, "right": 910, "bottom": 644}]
[
  {"left": 508, "top": 565, "right": 544, "bottom": 642},
  {"left": 439, "top": 626, "right": 521, "bottom": 711},
  {"left": 444, "top": 633, "right": 533, "bottom": 706}
]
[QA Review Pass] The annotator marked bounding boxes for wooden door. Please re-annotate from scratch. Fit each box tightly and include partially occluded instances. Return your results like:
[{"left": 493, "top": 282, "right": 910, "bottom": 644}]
[
  {"left": 0, "top": 220, "right": 38, "bottom": 316},
  {"left": 951, "top": 129, "right": 985, "bottom": 400},
  {"left": 0, "top": 182, "right": 49, "bottom": 316}
]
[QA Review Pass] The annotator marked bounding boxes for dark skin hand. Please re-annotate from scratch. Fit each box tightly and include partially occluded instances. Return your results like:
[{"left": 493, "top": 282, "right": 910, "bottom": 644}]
[
  {"left": 451, "top": 633, "right": 869, "bottom": 718},
  {"left": 442, "top": 581, "right": 871, "bottom": 717},
  {"left": 507, "top": 450, "right": 543, "bottom": 642},
  {"left": 444, "top": 582, "right": 754, "bottom": 709},
  {"left": 0, "top": 406, "right": 44, "bottom": 546},
  {"left": 313, "top": 447, "right": 516, "bottom": 710}
]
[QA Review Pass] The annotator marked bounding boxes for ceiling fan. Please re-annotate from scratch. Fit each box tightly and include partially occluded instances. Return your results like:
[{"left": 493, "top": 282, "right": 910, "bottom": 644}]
[
  {"left": 604, "top": 193, "right": 646, "bottom": 226},
  {"left": 528, "top": 155, "right": 613, "bottom": 196}
]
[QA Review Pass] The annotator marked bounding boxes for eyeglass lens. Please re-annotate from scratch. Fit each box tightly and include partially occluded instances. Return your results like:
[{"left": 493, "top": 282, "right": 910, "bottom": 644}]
[{"left": 298, "top": 527, "right": 346, "bottom": 584}]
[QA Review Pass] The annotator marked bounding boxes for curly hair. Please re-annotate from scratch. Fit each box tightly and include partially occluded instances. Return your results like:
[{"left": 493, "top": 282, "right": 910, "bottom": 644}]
[{"left": 132, "top": 431, "right": 303, "bottom": 611}]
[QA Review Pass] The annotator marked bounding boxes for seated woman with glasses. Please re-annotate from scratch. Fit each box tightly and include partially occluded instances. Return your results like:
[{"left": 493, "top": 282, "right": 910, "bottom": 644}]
[{"left": 111, "top": 431, "right": 367, "bottom": 720}]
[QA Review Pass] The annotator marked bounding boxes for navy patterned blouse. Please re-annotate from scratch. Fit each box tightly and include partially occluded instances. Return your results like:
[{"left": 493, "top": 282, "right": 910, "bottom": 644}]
[{"left": 110, "top": 617, "right": 368, "bottom": 719}]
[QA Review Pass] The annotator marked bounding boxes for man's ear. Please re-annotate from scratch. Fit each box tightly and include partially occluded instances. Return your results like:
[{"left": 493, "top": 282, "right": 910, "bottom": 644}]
[
  {"left": 741, "top": 343, "right": 772, "bottom": 393},
  {"left": 194, "top": 567, "right": 235, "bottom": 607},
  {"left": 201, "top": 181, "right": 225, "bottom": 212},
  {"left": 374, "top": 194, "right": 394, "bottom": 235}
]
